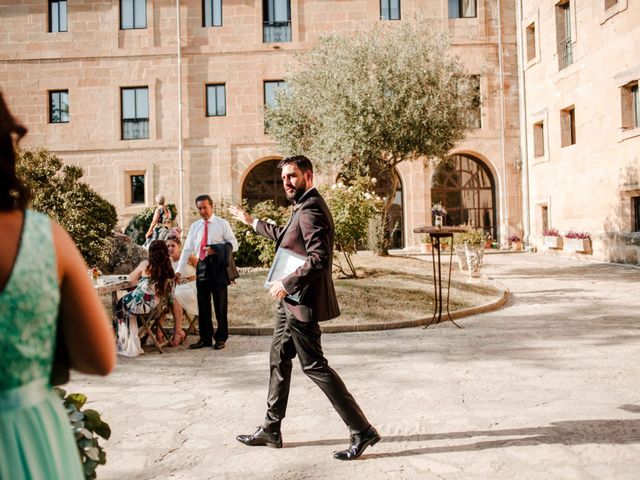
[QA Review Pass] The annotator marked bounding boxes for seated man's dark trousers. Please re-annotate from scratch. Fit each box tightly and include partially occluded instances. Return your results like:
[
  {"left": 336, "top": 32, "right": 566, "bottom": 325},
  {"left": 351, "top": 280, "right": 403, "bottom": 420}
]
[
  {"left": 195, "top": 255, "right": 228, "bottom": 346},
  {"left": 262, "top": 302, "right": 370, "bottom": 435}
]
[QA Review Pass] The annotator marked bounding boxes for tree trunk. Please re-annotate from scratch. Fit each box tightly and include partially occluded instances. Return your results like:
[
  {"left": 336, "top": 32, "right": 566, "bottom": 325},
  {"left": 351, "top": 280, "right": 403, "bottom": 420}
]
[{"left": 374, "top": 166, "right": 400, "bottom": 257}]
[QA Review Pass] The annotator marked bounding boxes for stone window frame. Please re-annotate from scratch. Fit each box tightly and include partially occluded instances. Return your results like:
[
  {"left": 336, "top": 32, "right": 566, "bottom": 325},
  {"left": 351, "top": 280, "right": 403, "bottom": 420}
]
[
  {"left": 555, "top": 0, "right": 575, "bottom": 71},
  {"left": 380, "top": 0, "right": 401, "bottom": 21},
  {"left": 620, "top": 80, "right": 640, "bottom": 138},
  {"left": 533, "top": 121, "right": 544, "bottom": 158},
  {"left": 48, "top": 0, "right": 68, "bottom": 33},
  {"left": 600, "top": 0, "right": 627, "bottom": 24},
  {"left": 529, "top": 108, "right": 549, "bottom": 165},
  {"left": 523, "top": 9, "right": 541, "bottom": 69},
  {"left": 534, "top": 201, "right": 551, "bottom": 236},
  {"left": 560, "top": 105, "right": 576, "bottom": 148},
  {"left": 124, "top": 169, "right": 148, "bottom": 207}
]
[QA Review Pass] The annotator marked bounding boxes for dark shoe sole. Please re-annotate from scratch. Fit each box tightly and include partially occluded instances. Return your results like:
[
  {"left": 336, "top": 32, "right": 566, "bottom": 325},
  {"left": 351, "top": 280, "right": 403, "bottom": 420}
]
[
  {"left": 236, "top": 437, "right": 282, "bottom": 449},
  {"left": 213, "top": 343, "right": 226, "bottom": 350},
  {"left": 334, "top": 434, "right": 381, "bottom": 460}
]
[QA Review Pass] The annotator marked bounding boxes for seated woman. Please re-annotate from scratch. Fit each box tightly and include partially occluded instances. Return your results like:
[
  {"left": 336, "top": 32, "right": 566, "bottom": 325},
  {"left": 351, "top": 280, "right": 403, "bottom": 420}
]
[
  {"left": 113, "top": 240, "right": 175, "bottom": 357},
  {"left": 165, "top": 234, "right": 198, "bottom": 346}
]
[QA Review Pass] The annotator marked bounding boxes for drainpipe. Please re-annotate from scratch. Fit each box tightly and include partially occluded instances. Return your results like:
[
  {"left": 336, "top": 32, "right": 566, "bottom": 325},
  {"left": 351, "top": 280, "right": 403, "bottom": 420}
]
[
  {"left": 176, "top": 0, "right": 185, "bottom": 232},
  {"left": 515, "top": 0, "right": 531, "bottom": 243},
  {"left": 496, "top": 0, "right": 509, "bottom": 245}
]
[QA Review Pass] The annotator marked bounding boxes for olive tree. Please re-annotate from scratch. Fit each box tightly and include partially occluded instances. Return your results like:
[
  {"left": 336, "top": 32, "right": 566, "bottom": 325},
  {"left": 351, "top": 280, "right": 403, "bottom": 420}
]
[
  {"left": 265, "top": 22, "right": 476, "bottom": 253},
  {"left": 17, "top": 148, "right": 117, "bottom": 269}
]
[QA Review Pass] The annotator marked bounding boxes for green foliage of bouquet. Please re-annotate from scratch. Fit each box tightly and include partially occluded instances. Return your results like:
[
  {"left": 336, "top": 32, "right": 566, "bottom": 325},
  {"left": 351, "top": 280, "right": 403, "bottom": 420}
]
[{"left": 53, "top": 388, "right": 111, "bottom": 480}]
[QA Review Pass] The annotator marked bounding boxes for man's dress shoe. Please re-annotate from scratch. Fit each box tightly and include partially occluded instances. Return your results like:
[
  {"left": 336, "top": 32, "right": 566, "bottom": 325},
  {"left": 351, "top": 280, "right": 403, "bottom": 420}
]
[
  {"left": 333, "top": 426, "right": 380, "bottom": 460},
  {"left": 189, "top": 340, "right": 212, "bottom": 350},
  {"left": 213, "top": 341, "right": 226, "bottom": 350},
  {"left": 236, "top": 427, "right": 283, "bottom": 448}
]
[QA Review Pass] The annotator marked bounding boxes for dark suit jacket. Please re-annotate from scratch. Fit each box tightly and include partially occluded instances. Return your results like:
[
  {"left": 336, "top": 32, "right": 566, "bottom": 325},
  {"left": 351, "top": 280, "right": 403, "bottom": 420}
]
[{"left": 256, "top": 188, "right": 340, "bottom": 323}]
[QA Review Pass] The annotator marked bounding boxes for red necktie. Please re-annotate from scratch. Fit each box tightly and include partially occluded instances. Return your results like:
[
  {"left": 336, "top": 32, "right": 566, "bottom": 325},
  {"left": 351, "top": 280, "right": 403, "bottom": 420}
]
[{"left": 199, "top": 220, "right": 209, "bottom": 260}]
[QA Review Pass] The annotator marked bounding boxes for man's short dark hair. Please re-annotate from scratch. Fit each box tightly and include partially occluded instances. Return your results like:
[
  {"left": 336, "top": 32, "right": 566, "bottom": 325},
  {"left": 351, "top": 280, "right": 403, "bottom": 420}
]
[
  {"left": 278, "top": 155, "right": 313, "bottom": 174},
  {"left": 195, "top": 194, "right": 213, "bottom": 206}
]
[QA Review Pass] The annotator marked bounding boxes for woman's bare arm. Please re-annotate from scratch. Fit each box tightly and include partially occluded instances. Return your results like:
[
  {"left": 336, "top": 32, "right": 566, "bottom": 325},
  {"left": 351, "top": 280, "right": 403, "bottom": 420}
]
[
  {"left": 127, "top": 260, "right": 148, "bottom": 284},
  {"left": 54, "top": 223, "right": 115, "bottom": 376},
  {"left": 145, "top": 208, "right": 161, "bottom": 238}
]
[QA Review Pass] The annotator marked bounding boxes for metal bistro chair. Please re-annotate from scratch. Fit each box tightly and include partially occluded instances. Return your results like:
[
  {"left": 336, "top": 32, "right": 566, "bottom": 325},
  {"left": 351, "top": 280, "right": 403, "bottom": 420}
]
[{"left": 137, "top": 280, "right": 173, "bottom": 354}]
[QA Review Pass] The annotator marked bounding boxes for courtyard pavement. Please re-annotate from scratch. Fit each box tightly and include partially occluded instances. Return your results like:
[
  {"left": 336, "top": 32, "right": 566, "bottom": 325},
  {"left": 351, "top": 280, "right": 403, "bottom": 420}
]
[{"left": 71, "top": 252, "right": 640, "bottom": 480}]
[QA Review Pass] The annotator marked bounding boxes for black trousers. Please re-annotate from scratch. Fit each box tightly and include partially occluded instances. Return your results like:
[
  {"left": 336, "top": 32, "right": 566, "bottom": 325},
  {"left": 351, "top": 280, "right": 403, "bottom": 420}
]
[
  {"left": 196, "top": 260, "right": 228, "bottom": 344},
  {"left": 262, "top": 302, "right": 370, "bottom": 435}
]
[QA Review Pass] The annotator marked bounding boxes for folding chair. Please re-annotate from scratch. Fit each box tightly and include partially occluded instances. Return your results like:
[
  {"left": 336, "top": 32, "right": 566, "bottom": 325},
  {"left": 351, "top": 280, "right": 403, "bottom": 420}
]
[
  {"left": 137, "top": 282, "right": 173, "bottom": 354},
  {"left": 184, "top": 311, "right": 199, "bottom": 338}
]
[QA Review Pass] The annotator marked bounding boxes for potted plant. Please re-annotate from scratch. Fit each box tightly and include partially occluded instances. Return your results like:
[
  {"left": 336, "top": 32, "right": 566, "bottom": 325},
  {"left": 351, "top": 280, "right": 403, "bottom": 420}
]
[
  {"left": 454, "top": 228, "right": 486, "bottom": 277},
  {"left": 431, "top": 202, "right": 447, "bottom": 228},
  {"left": 543, "top": 228, "right": 562, "bottom": 249},
  {"left": 564, "top": 230, "right": 591, "bottom": 253},
  {"left": 420, "top": 234, "right": 433, "bottom": 253},
  {"left": 509, "top": 234, "right": 523, "bottom": 251}
]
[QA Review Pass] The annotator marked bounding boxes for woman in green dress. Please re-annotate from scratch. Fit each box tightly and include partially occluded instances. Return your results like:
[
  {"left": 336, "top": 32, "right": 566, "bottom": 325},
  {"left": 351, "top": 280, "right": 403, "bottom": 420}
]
[{"left": 0, "top": 92, "right": 116, "bottom": 479}]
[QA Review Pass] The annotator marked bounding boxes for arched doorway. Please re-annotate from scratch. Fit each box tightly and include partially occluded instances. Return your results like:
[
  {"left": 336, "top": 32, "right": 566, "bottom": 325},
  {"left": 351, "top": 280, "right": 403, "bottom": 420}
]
[
  {"left": 339, "top": 166, "right": 404, "bottom": 249},
  {"left": 431, "top": 154, "right": 497, "bottom": 240},
  {"left": 242, "top": 159, "right": 288, "bottom": 208}
]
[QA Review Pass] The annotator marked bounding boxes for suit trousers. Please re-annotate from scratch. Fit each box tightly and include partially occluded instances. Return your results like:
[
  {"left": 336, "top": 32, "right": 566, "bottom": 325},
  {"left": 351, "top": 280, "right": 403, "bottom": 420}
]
[
  {"left": 196, "top": 261, "right": 228, "bottom": 344},
  {"left": 262, "top": 302, "right": 370, "bottom": 435}
]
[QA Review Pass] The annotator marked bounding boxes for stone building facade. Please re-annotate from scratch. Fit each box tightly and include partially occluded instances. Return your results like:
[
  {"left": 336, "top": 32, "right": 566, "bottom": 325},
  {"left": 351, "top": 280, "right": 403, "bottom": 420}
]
[
  {"left": 518, "top": 0, "right": 640, "bottom": 262},
  {"left": 0, "top": 0, "right": 521, "bottom": 249}
]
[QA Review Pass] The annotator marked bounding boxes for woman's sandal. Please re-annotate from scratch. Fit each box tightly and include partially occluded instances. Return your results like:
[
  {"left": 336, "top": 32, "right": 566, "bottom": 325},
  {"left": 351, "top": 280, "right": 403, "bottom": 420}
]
[{"left": 170, "top": 330, "right": 186, "bottom": 347}]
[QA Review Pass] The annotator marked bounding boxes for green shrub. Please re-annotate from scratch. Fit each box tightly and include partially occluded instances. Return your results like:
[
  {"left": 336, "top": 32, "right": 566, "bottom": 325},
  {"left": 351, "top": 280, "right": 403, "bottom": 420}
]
[
  {"left": 216, "top": 199, "right": 291, "bottom": 267},
  {"left": 454, "top": 228, "right": 486, "bottom": 248},
  {"left": 124, "top": 204, "right": 178, "bottom": 245},
  {"left": 16, "top": 148, "right": 117, "bottom": 270}
]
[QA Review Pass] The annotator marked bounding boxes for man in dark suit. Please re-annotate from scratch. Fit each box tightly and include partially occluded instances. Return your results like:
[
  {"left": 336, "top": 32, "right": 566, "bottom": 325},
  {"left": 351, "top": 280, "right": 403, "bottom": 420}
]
[{"left": 230, "top": 156, "right": 380, "bottom": 460}]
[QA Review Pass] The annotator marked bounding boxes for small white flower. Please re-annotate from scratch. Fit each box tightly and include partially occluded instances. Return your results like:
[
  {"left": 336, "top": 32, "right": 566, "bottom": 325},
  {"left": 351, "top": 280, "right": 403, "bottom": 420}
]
[
  {"left": 364, "top": 193, "right": 371, "bottom": 199},
  {"left": 371, "top": 177, "right": 377, "bottom": 185},
  {"left": 331, "top": 184, "right": 337, "bottom": 190},
  {"left": 337, "top": 182, "right": 345, "bottom": 189}
]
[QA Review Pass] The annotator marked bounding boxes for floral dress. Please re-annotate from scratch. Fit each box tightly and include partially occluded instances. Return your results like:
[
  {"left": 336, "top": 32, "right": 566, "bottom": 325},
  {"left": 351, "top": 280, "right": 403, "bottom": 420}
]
[{"left": 113, "top": 276, "right": 172, "bottom": 357}]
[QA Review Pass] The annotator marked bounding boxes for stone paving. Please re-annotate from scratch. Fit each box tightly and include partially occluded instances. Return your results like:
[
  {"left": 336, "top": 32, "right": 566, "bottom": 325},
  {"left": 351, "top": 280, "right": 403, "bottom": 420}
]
[{"left": 71, "top": 252, "right": 640, "bottom": 480}]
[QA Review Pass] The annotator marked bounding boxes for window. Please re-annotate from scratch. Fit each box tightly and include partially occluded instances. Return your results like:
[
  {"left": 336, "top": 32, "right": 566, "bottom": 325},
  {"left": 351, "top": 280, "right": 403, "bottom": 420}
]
[
  {"left": 130, "top": 174, "right": 145, "bottom": 204},
  {"left": 264, "top": 80, "right": 287, "bottom": 109},
  {"left": 121, "top": 87, "right": 149, "bottom": 140},
  {"left": 526, "top": 23, "right": 536, "bottom": 62},
  {"left": 539, "top": 204, "right": 549, "bottom": 234},
  {"left": 203, "top": 0, "right": 222, "bottom": 27},
  {"left": 380, "top": 0, "right": 401, "bottom": 20},
  {"left": 621, "top": 82, "right": 639, "bottom": 130},
  {"left": 560, "top": 106, "right": 576, "bottom": 147},
  {"left": 467, "top": 75, "right": 481, "bottom": 129},
  {"left": 633, "top": 197, "right": 640, "bottom": 232},
  {"left": 448, "top": 0, "right": 477, "bottom": 18},
  {"left": 533, "top": 121, "right": 544, "bottom": 157},
  {"left": 121, "top": 0, "right": 146, "bottom": 30},
  {"left": 49, "top": 90, "right": 69, "bottom": 123},
  {"left": 263, "top": 0, "right": 291, "bottom": 43},
  {"left": 605, "top": 0, "right": 618, "bottom": 9},
  {"left": 556, "top": 0, "right": 573, "bottom": 70},
  {"left": 49, "top": 0, "right": 68, "bottom": 32},
  {"left": 206, "top": 84, "right": 226, "bottom": 117}
]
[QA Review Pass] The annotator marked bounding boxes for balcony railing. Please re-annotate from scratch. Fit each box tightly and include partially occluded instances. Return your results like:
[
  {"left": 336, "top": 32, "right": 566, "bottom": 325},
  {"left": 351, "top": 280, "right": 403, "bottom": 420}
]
[
  {"left": 263, "top": 21, "right": 291, "bottom": 43},
  {"left": 122, "top": 119, "right": 149, "bottom": 140},
  {"left": 557, "top": 37, "right": 573, "bottom": 70}
]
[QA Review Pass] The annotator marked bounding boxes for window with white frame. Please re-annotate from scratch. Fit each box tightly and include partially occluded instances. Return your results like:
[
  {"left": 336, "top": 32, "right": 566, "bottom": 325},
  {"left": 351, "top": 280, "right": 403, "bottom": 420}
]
[
  {"left": 121, "top": 0, "right": 146, "bottom": 30},
  {"left": 203, "top": 0, "right": 222, "bottom": 27}
]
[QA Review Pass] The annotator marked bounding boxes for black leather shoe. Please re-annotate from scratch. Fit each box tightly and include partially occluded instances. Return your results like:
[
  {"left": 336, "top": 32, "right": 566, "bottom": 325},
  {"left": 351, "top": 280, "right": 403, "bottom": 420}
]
[
  {"left": 333, "top": 426, "right": 380, "bottom": 460},
  {"left": 236, "top": 427, "right": 283, "bottom": 448},
  {"left": 189, "top": 340, "right": 212, "bottom": 350},
  {"left": 213, "top": 341, "right": 226, "bottom": 350}
]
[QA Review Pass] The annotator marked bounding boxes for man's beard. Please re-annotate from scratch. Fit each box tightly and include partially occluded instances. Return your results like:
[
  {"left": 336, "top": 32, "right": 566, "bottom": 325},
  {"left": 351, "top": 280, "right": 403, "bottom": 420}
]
[{"left": 286, "top": 181, "right": 307, "bottom": 203}]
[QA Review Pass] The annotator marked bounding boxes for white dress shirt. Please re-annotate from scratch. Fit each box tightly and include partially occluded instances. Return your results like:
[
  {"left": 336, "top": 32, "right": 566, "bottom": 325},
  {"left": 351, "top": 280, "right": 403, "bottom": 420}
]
[{"left": 176, "top": 214, "right": 238, "bottom": 275}]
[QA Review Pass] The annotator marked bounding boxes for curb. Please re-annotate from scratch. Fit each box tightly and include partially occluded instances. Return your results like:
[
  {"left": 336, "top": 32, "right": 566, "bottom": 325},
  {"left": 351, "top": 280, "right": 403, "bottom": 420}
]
[{"left": 228, "top": 280, "right": 511, "bottom": 336}]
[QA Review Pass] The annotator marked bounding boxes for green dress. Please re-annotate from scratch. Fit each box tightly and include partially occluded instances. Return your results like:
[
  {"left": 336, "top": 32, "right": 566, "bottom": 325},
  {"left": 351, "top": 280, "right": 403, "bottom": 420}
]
[{"left": 0, "top": 210, "right": 84, "bottom": 480}]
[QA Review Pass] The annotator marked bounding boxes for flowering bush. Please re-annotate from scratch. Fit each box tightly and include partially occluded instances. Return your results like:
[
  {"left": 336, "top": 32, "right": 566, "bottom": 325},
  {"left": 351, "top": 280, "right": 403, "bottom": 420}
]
[
  {"left": 320, "top": 176, "right": 383, "bottom": 278},
  {"left": 431, "top": 202, "right": 447, "bottom": 217},
  {"left": 509, "top": 234, "right": 521, "bottom": 243},
  {"left": 564, "top": 230, "right": 590, "bottom": 239},
  {"left": 543, "top": 228, "right": 560, "bottom": 237}
]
